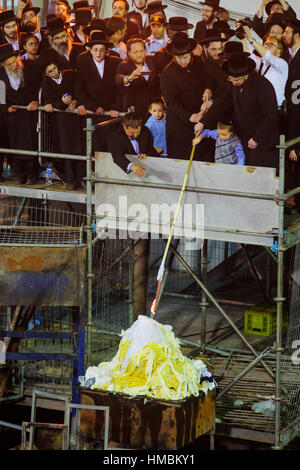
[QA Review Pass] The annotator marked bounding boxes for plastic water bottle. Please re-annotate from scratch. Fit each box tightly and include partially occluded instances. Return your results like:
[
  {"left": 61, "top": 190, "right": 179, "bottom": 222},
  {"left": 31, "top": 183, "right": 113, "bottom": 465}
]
[{"left": 45, "top": 164, "right": 53, "bottom": 185}]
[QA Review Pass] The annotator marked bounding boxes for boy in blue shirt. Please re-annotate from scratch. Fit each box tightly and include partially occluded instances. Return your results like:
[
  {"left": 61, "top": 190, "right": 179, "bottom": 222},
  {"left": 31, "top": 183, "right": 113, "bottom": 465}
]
[
  {"left": 194, "top": 118, "right": 245, "bottom": 165},
  {"left": 145, "top": 97, "right": 167, "bottom": 156}
]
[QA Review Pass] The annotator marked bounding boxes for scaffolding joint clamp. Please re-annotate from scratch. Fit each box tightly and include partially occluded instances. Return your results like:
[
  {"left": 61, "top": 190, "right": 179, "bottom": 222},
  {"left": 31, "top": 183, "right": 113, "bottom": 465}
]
[{"left": 273, "top": 297, "right": 286, "bottom": 302}]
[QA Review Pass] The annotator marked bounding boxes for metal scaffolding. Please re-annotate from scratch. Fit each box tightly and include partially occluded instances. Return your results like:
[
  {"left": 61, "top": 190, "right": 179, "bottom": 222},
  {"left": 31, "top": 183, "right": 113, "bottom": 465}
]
[{"left": 0, "top": 104, "right": 300, "bottom": 449}]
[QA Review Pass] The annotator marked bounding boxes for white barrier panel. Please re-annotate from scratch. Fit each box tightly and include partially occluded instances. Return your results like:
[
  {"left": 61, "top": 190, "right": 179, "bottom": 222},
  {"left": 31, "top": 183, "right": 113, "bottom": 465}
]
[{"left": 95, "top": 153, "right": 279, "bottom": 247}]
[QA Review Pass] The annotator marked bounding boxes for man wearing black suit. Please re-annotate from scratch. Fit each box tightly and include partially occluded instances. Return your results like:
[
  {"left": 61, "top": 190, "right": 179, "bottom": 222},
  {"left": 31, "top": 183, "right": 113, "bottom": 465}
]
[
  {"left": 39, "top": 16, "right": 85, "bottom": 72},
  {"left": 112, "top": 0, "right": 140, "bottom": 43},
  {"left": 20, "top": 3, "right": 49, "bottom": 54},
  {"left": 195, "top": 52, "right": 279, "bottom": 169},
  {"left": 115, "top": 37, "right": 158, "bottom": 119},
  {"left": 283, "top": 20, "right": 300, "bottom": 210},
  {"left": 252, "top": 0, "right": 297, "bottom": 40},
  {"left": 193, "top": 0, "right": 219, "bottom": 43},
  {"left": 108, "top": 112, "right": 158, "bottom": 176},
  {"left": 0, "top": 10, "right": 22, "bottom": 50},
  {"left": 75, "top": 31, "right": 121, "bottom": 150}
]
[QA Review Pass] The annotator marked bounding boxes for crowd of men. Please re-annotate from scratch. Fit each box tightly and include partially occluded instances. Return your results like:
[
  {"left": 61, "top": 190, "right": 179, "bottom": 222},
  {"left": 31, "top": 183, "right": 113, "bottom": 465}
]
[{"left": 0, "top": 0, "right": 299, "bottom": 205}]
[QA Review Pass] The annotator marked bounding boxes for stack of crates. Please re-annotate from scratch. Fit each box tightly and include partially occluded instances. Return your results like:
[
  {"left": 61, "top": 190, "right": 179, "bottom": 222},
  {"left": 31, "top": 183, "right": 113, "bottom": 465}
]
[{"left": 244, "top": 303, "right": 289, "bottom": 336}]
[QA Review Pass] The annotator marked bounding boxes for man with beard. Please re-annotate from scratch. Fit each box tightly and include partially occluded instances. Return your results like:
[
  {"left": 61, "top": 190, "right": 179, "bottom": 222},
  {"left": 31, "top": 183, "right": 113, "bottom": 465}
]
[
  {"left": 127, "top": 0, "right": 149, "bottom": 36},
  {"left": 282, "top": 20, "right": 300, "bottom": 211},
  {"left": 252, "top": 0, "right": 297, "bottom": 40},
  {"left": 107, "top": 15, "right": 128, "bottom": 60},
  {"left": 55, "top": 0, "right": 73, "bottom": 24},
  {"left": 0, "top": 10, "right": 22, "bottom": 50},
  {"left": 200, "top": 29, "right": 229, "bottom": 99},
  {"left": 160, "top": 32, "right": 214, "bottom": 162},
  {"left": 0, "top": 43, "right": 41, "bottom": 184},
  {"left": 153, "top": 16, "right": 194, "bottom": 75},
  {"left": 194, "top": 0, "right": 220, "bottom": 43},
  {"left": 111, "top": 0, "right": 139, "bottom": 43},
  {"left": 115, "top": 36, "right": 159, "bottom": 119},
  {"left": 20, "top": 2, "right": 49, "bottom": 53},
  {"left": 39, "top": 16, "right": 85, "bottom": 72},
  {"left": 195, "top": 52, "right": 279, "bottom": 169}
]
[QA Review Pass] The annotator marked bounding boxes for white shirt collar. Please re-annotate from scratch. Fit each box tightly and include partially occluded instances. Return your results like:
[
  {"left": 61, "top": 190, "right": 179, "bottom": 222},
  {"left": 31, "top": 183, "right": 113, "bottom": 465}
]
[
  {"left": 52, "top": 72, "right": 63, "bottom": 85},
  {"left": 93, "top": 57, "right": 105, "bottom": 78}
]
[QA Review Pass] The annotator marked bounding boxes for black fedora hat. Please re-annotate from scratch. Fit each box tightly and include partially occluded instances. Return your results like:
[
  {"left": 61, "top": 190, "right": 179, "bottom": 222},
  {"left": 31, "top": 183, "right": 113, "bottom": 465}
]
[
  {"left": 200, "top": 29, "right": 227, "bottom": 45},
  {"left": 213, "top": 20, "right": 235, "bottom": 38},
  {"left": 265, "top": 1, "right": 282, "bottom": 16},
  {"left": 144, "top": 1, "right": 168, "bottom": 15},
  {"left": 199, "top": 0, "right": 220, "bottom": 10},
  {"left": 222, "top": 52, "right": 256, "bottom": 77},
  {"left": 21, "top": 2, "right": 41, "bottom": 16},
  {"left": 83, "top": 18, "right": 113, "bottom": 36},
  {"left": 45, "top": 16, "right": 68, "bottom": 36},
  {"left": 85, "top": 31, "right": 114, "bottom": 48},
  {"left": 165, "top": 16, "right": 193, "bottom": 31},
  {"left": 0, "top": 10, "right": 21, "bottom": 26},
  {"left": 224, "top": 41, "right": 250, "bottom": 58},
  {"left": 0, "top": 42, "right": 19, "bottom": 62},
  {"left": 72, "top": 8, "right": 92, "bottom": 25},
  {"left": 265, "top": 12, "right": 286, "bottom": 29},
  {"left": 70, "top": 1, "right": 94, "bottom": 12},
  {"left": 166, "top": 31, "right": 197, "bottom": 55}
]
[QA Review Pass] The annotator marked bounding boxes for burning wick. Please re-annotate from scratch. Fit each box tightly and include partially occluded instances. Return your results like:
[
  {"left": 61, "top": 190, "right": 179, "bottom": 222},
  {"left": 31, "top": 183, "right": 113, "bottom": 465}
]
[{"left": 150, "top": 280, "right": 162, "bottom": 316}]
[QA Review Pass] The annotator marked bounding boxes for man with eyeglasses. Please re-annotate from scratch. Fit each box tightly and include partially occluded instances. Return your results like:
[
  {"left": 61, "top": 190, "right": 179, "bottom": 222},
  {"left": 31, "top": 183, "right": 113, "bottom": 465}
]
[
  {"left": 195, "top": 51, "right": 279, "bottom": 170},
  {"left": 252, "top": 0, "right": 297, "bottom": 40},
  {"left": 194, "top": 0, "right": 220, "bottom": 43},
  {"left": 283, "top": 19, "right": 300, "bottom": 211},
  {"left": 242, "top": 25, "right": 288, "bottom": 108},
  {"left": 19, "top": 2, "right": 49, "bottom": 53},
  {"left": 38, "top": 16, "right": 85, "bottom": 72}
]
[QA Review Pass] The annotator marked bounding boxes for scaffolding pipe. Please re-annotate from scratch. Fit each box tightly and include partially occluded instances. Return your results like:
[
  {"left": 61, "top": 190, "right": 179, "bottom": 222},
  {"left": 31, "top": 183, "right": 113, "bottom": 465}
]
[
  {"left": 85, "top": 118, "right": 94, "bottom": 367},
  {"left": 165, "top": 242, "right": 277, "bottom": 383},
  {"left": 273, "top": 135, "right": 287, "bottom": 450}
]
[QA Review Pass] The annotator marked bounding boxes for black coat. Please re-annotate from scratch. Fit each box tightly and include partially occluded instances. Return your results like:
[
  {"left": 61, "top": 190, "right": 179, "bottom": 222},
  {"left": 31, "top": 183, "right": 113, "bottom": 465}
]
[
  {"left": 153, "top": 44, "right": 172, "bottom": 75},
  {"left": 193, "top": 21, "right": 209, "bottom": 43},
  {"left": 285, "top": 49, "right": 300, "bottom": 151},
  {"left": 108, "top": 124, "right": 159, "bottom": 173},
  {"left": 0, "top": 60, "right": 41, "bottom": 156},
  {"left": 38, "top": 42, "right": 85, "bottom": 73},
  {"left": 75, "top": 53, "right": 120, "bottom": 112},
  {"left": 41, "top": 69, "right": 84, "bottom": 157},
  {"left": 115, "top": 55, "right": 159, "bottom": 118},
  {"left": 160, "top": 57, "right": 213, "bottom": 160},
  {"left": 202, "top": 70, "right": 279, "bottom": 168},
  {"left": 252, "top": 5, "right": 297, "bottom": 39}
]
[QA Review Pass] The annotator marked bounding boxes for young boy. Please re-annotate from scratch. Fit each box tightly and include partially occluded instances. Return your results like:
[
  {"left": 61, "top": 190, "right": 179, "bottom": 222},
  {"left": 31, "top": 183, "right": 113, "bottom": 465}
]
[
  {"left": 193, "top": 119, "right": 245, "bottom": 165},
  {"left": 145, "top": 97, "right": 167, "bottom": 156}
]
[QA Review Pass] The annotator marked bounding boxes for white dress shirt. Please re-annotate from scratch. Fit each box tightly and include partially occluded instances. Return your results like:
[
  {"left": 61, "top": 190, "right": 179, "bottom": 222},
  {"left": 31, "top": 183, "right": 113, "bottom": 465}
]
[
  {"left": 93, "top": 57, "right": 105, "bottom": 79},
  {"left": 250, "top": 49, "right": 288, "bottom": 106}
]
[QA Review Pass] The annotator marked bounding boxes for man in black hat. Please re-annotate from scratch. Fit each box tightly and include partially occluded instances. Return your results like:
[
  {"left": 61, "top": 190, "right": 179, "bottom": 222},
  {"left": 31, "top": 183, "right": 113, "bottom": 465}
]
[
  {"left": 0, "top": 42, "right": 41, "bottom": 184},
  {"left": 252, "top": 0, "right": 296, "bottom": 40},
  {"left": 283, "top": 20, "right": 300, "bottom": 209},
  {"left": 115, "top": 36, "right": 159, "bottom": 119},
  {"left": 39, "top": 16, "right": 85, "bottom": 71},
  {"left": 194, "top": 0, "right": 220, "bottom": 43},
  {"left": 71, "top": 8, "right": 92, "bottom": 44},
  {"left": 0, "top": 10, "right": 22, "bottom": 50},
  {"left": 195, "top": 52, "right": 279, "bottom": 169},
  {"left": 160, "top": 32, "right": 214, "bottom": 161},
  {"left": 55, "top": 0, "right": 73, "bottom": 24},
  {"left": 153, "top": 16, "right": 194, "bottom": 74},
  {"left": 75, "top": 31, "right": 121, "bottom": 150},
  {"left": 200, "top": 29, "right": 229, "bottom": 99},
  {"left": 20, "top": 3, "right": 49, "bottom": 53},
  {"left": 111, "top": 0, "right": 140, "bottom": 43}
]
